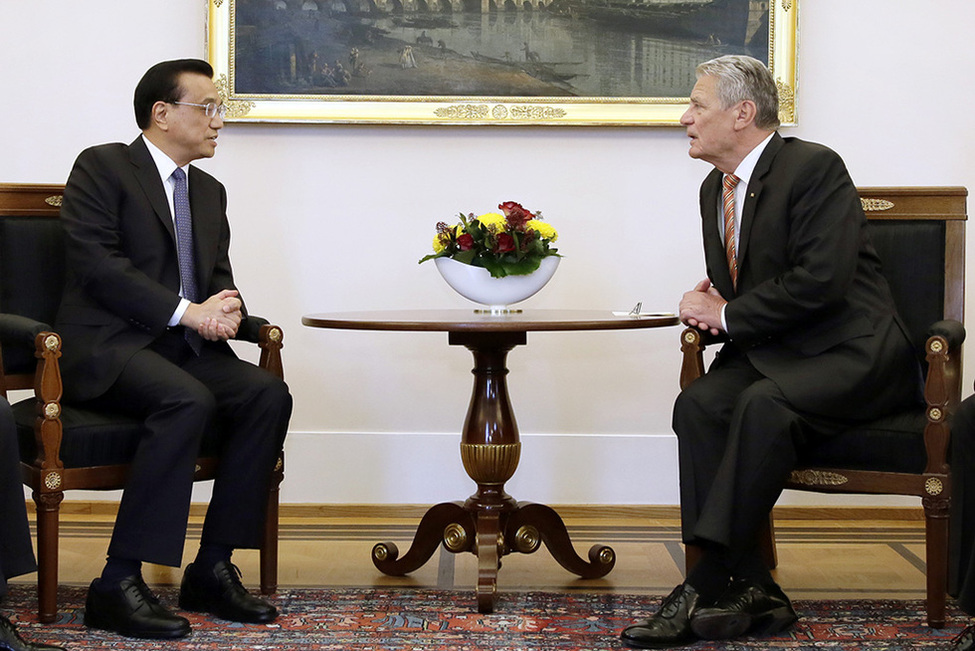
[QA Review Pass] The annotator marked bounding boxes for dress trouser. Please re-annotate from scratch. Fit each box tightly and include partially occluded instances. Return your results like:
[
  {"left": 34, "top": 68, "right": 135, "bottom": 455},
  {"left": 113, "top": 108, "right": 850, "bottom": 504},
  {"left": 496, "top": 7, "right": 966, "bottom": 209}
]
[
  {"left": 949, "top": 396, "right": 975, "bottom": 614},
  {"left": 0, "top": 396, "right": 37, "bottom": 598},
  {"left": 672, "top": 351, "right": 853, "bottom": 566},
  {"left": 90, "top": 329, "right": 292, "bottom": 568}
]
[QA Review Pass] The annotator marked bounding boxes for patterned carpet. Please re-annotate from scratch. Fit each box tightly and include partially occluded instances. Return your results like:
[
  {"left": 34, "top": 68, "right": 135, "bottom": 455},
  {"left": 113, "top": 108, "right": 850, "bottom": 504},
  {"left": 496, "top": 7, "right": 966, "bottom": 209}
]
[{"left": 3, "top": 585, "right": 968, "bottom": 650}]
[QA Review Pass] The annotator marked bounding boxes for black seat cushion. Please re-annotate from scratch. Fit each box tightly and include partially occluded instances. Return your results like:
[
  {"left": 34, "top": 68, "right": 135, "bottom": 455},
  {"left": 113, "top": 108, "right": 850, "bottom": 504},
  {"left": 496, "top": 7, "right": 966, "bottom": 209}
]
[
  {"left": 798, "top": 409, "right": 927, "bottom": 474},
  {"left": 12, "top": 399, "right": 223, "bottom": 468}
]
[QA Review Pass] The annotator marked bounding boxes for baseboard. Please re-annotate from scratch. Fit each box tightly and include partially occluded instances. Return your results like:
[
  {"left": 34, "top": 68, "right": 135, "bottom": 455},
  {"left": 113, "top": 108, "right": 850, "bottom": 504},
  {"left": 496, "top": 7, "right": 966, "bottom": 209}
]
[{"left": 27, "top": 501, "right": 925, "bottom": 522}]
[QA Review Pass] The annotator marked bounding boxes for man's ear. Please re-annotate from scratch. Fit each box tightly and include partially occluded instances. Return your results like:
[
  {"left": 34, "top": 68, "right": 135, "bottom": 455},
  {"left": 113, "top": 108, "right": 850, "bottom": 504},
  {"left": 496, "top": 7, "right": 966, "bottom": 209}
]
[
  {"left": 151, "top": 101, "right": 170, "bottom": 131},
  {"left": 733, "top": 100, "right": 758, "bottom": 131}
]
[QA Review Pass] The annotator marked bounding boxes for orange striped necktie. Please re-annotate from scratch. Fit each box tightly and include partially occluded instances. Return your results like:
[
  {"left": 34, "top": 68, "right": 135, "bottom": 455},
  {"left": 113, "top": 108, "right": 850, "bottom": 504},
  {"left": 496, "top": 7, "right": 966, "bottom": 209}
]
[{"left": 722, "top": 173, "right": 742, "bottom": 288}]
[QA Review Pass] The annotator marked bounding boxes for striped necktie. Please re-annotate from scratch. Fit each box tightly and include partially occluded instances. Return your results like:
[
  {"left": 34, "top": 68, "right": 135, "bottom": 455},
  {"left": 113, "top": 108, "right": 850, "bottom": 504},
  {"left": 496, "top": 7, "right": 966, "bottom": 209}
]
[{"left": 722, "top": 173, "right": 742, "bottom": 289}]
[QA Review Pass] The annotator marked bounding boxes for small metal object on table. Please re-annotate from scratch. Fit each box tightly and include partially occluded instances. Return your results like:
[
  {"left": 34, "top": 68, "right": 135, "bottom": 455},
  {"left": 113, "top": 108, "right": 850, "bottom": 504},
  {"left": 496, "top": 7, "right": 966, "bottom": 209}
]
[{"left": 302, "top": 309, "right": 679, "bottom": 612}]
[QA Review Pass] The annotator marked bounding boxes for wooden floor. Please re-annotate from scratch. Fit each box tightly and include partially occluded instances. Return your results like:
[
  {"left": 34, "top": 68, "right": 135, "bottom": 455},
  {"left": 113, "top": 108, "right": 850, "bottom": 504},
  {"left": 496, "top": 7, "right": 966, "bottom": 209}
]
[{"left": 11, "top": 504, "right": 930, "bottom": 601}]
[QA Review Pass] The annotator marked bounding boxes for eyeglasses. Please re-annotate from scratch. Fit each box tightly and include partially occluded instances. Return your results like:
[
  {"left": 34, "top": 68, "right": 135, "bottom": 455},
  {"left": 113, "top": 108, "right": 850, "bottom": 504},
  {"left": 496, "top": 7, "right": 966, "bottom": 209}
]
[{"left": 172, "top": 101, "right": 227, "bottom": 119}]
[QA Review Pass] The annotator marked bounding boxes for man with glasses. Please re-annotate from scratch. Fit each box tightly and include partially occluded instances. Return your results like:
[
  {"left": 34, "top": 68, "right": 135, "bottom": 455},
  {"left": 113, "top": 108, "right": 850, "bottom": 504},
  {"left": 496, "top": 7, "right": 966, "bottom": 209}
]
[{"left": 57, "top": 59, "right": 292, "bottom": 640}]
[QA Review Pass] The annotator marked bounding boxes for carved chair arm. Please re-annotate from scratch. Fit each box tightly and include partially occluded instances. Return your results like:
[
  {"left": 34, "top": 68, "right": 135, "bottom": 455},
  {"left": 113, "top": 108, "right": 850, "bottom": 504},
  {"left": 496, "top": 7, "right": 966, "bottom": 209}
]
[
  {"left": 678, "top": 327, "right": 727, "bottom": 390},
  {"left": 235, "top": 315, "right": 284, "bottom": 380},
  {"left": 0, "top": 313, "right": 51, "bottom": 347},
  {"left": 922, "top": 319, "right": 965, "bottom": 475},
  {"left": 0, "top": 313, "right": 53, "bottom": 395},
  {"left": 237, "top": 315, "right": 269, "bottom": 344},
  {"left": 258, "top": 323, "right": 284, "bottom": 381}
]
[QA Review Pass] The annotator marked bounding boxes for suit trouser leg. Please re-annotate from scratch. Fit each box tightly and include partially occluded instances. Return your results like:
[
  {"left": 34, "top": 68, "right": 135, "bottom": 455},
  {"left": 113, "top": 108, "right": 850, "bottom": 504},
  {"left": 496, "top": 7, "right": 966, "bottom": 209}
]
[
  {"left": 950, "top": 397, "right": 975, "bottom": 613},
  {"left": 0, "top": 397, "right": 37, "bottom": 597},
  {"left": 94, "top": 347, "right": 215, "bottom": 567},
  {"left": 674, "top": 355, "right": 848, "bottom": 567},
  {"left": 179, "top": 348, "right": 292, "bottom": 550}
]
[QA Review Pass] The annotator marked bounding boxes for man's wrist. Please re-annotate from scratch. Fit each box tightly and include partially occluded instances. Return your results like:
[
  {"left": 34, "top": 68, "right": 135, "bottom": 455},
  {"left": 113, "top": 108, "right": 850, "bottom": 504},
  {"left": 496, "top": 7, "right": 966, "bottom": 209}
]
[{"left": 170, "top": 298, "right": 191, "bottom": 327}]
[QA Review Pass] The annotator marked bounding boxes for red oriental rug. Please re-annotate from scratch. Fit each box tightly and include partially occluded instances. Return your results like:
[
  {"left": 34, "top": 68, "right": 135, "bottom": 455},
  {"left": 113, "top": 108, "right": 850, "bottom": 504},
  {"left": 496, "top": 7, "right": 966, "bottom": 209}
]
[{"left": 2, "top": 585, "right": 968, "bottom": 650}]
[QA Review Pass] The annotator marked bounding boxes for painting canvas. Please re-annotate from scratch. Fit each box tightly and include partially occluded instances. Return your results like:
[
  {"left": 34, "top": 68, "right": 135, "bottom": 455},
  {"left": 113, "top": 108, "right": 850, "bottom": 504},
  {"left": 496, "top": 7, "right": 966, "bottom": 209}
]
[{"left": 207, "top": 0, "right": 797, "bottom": 125}]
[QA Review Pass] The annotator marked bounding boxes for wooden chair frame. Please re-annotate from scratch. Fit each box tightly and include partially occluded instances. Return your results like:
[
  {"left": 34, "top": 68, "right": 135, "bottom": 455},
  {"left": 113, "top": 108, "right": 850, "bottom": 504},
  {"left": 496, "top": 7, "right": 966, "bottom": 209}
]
[
  {"left": 678, "top": 187, "right": 967, "bottom": 628},
  {"left": 0, "top": 183, "right": 285, "bottom": 623}
]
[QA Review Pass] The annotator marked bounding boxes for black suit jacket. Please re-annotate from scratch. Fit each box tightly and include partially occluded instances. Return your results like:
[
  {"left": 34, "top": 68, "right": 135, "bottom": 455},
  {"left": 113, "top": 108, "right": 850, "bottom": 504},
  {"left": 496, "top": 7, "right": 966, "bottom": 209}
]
[
  {"left": 700, "top": 133, "right": 920, "bottom": 419},
  {"left": 57, "top": 136, "right": 240, "bottom": 402}
]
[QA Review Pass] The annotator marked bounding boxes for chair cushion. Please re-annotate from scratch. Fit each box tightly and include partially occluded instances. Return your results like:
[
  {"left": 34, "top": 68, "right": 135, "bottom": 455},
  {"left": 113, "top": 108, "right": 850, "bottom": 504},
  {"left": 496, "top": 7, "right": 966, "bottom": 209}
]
[
  {"left": 798, "top": 409, "right": 928, "bottom": 474},
  {"left": 12, "top": 399, "right": 223, "bottom": 468}
]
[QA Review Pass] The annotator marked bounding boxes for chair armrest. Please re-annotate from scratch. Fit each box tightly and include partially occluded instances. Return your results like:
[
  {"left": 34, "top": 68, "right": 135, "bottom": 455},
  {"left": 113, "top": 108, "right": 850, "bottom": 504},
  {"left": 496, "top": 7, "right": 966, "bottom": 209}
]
[
  {"left": 922, "top": 319, "right": 965, "bottom": 475},
  {"left": 0, "top": 314, "right": 56, "bottom": 393},
  {"left": 926, "top": 319, "right": 965, "bottom": 350},
  {"left": 236, "top": 316, "right": 285, "bottom": 380},
  {"left": 678, "top": 327, "right": 728, "bottom": 390},
  {"left": 237, "top": 315, "right": 270, "bottom": 344},
  {"left": 0, "top": 313, "right": 51, "bottom": 348}
]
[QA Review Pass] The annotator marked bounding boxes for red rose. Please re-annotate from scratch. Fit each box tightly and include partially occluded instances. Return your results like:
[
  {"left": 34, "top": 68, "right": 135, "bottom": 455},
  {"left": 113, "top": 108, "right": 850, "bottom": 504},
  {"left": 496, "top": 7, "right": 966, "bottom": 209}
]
[
  {"left": 495, "top": 233, "right": 515, "bottom": 252},
  {"left": 499, "top": 201, "right": 533, "bottom": 229},
  {"left": 457, "top": 233, "right": 474, "bottom": 250}
]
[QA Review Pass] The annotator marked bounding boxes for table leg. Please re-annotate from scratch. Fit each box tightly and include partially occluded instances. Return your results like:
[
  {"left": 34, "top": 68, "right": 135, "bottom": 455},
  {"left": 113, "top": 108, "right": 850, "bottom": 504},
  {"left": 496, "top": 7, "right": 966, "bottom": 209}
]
[
  {"left": 505, "top": 502, "right": 615, "bottom": 578},
  {"left": 372, "top": 501, "right": 472, "bottom": 575},
  {"left": 373, "top": 330, "right": 615, "bottom": 612},
  {"left": 476, "top": 510, "right": 501, "bottom": 612}
]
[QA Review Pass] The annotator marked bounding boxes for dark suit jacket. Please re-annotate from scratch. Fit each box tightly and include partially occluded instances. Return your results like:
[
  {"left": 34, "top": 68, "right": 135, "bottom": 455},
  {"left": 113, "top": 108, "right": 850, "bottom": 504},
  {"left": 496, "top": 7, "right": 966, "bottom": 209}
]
[
  {"left": 57, "top": 136, "right": 240, "bottom": 402},
  {"left": 700, "top": 133, "right": 920, "bottom": 420}
]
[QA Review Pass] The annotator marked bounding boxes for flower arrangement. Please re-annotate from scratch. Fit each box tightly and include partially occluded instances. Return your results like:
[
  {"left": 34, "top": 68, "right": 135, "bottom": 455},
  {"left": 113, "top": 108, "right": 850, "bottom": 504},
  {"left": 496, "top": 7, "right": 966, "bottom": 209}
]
[{"left": 419, "top": 201, "right": 559, "bottom": 278}]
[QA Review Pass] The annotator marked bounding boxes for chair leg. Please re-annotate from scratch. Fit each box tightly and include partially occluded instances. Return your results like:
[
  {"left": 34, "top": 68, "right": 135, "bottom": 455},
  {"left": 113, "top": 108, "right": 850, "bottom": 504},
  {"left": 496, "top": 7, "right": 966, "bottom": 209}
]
[
  {"left": 33, "top": 490, "right": 64, "bottom": 624},
  {"left": 923, "top": 495, "right": 949, "bottom": 628},
  {"left": 260, "top": 459, "right": 283, "bottom": 596}
]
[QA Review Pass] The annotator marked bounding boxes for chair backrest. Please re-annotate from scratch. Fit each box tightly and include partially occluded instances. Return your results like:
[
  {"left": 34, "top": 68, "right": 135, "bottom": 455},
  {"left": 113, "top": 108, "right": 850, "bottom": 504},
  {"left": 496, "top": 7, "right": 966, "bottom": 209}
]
[
  {"left": 0, "top": 184, "right": 66, "bottom": 376},
  {"left": 859, "top": 187, "right": 966, "bottom": 366}
]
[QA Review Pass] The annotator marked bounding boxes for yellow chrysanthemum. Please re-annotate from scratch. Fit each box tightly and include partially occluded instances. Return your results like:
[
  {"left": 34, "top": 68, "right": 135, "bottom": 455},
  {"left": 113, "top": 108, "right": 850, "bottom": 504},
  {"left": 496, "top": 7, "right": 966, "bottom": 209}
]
[
  {"left": 526, "top": 219, "right": 558, "bottom": 242},
  {"left": 476, "top": 212, "right": 507, "bottom": 233},
  {"left": 432, "top": 233, "right": 449, "bottom": 253}
]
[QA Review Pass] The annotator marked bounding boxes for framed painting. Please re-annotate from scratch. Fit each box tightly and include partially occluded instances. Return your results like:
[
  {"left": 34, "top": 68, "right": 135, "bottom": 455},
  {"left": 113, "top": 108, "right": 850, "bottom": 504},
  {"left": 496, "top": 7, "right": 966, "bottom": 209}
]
[{"left": 207, "top": 0, "right": 798, "bottom": 126}]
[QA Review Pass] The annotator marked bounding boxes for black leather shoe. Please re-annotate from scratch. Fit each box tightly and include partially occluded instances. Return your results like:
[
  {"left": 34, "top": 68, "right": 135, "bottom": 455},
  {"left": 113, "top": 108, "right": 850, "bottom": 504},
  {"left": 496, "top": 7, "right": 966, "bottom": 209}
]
[
  {"left": 952, "top": 624, "right": 975, "bottom": 651},
  {"left": 690, "top": 578, "right": 798, "bottom": 640},
  {"left": 84, "top": 576, "right": 190, "bottom": 639},
  {"left": 179, "top": 561, "right": 277, "bottom": 623},
  {"left": 620, "top": 583, "right": 702, "bottom": 649},
  {"left": 0, "top": 613, "right": 65, "bottom": 651}
]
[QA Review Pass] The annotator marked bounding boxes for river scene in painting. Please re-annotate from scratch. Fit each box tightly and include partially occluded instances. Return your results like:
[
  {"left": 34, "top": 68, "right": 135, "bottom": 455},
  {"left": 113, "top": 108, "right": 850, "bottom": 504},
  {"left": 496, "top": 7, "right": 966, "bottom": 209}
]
[{"left": 233, "top": 0, "right": 769, "bottom": 98}]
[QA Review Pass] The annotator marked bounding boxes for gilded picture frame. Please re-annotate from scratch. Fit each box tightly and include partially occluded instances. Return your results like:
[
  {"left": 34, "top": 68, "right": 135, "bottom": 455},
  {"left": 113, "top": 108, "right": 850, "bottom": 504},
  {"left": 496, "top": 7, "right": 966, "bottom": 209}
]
[{"left": 207, "top": 0, "right": 797, "bottom": 126}]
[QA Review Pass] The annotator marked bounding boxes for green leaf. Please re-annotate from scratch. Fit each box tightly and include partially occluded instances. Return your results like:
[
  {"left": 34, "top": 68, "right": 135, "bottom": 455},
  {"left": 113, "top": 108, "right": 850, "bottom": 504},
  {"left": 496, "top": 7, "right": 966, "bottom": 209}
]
[{"left": 418, "top": 252, "right": 447, "bottom": 264}]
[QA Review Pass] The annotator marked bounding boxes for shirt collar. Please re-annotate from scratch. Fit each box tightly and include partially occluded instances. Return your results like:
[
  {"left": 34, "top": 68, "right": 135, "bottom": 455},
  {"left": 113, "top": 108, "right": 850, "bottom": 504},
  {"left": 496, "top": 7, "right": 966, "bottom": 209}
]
[
  {"left": 141, "top": 134, "right": 190, "bottom": 186},
  {"left": 731, "top": 132, "right": 775, "bottom": 185}
]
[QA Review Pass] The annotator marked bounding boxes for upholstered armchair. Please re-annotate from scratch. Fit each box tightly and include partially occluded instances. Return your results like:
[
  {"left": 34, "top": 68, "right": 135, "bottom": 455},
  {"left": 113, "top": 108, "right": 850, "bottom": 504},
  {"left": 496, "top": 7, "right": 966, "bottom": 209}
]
[{"left": 0, "top": 183, "right": 285, "bottom": 623}]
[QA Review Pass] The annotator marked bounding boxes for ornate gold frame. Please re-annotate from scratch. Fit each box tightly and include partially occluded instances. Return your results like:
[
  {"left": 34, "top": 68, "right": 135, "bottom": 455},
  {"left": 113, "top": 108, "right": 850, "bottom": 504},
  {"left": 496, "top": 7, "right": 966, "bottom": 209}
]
[{"left": 206, "top": 0, "right": 798, "bottom": 126}]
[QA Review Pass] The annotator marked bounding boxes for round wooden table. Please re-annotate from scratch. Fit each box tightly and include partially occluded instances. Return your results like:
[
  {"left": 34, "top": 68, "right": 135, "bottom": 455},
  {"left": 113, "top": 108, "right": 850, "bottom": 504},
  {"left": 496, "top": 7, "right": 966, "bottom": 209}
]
[{"left": 302, "top": 309, "right": 679, "bottom": 612}]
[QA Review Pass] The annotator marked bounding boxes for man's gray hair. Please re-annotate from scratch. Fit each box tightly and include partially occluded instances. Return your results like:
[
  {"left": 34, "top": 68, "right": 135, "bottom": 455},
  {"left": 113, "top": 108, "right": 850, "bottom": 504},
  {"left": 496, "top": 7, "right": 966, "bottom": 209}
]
[{"left": 696, "top": 55, "right": 780, "bottom": 130}]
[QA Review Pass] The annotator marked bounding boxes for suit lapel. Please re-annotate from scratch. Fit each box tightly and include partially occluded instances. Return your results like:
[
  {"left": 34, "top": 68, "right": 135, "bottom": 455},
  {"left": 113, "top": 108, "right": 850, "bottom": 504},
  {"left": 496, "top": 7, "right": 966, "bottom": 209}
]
[
  {"left": 736, "top": 132, "right": 783, "bottom": 271},
  {"left": 127, "top": 137, "right": 176, "bottom": 243}
]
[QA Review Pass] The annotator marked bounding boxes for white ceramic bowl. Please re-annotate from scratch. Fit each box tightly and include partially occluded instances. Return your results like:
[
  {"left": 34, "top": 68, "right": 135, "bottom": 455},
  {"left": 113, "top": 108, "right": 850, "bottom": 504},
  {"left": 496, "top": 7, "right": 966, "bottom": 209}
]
[{"left": 435, "top": 256, "right": 560, "bottom": 309}]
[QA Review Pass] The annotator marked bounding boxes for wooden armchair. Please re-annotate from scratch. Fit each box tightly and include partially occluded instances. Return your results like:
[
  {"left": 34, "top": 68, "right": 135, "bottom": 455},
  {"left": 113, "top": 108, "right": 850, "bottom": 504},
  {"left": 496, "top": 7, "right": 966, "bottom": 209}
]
[
  {"left": 679, "top": 187, "right": 967, "bottom": 628},
  {"left": 0, "top": 183, "right": 286, "bottom": 623}
]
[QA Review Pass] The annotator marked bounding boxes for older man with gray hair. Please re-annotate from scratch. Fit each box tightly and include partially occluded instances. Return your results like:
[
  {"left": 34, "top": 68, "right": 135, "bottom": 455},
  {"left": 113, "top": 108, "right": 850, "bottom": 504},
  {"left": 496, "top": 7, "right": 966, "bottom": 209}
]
[{"left": 620, "top": 55, "right": 921, "bottom": 648}]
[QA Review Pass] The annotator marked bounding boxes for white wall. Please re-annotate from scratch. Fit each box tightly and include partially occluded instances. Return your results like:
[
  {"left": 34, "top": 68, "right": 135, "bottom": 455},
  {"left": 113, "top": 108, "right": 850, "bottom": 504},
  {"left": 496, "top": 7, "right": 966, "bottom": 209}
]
[{"left": 2, "top": 1, "right": 973, "bottom": 507}]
